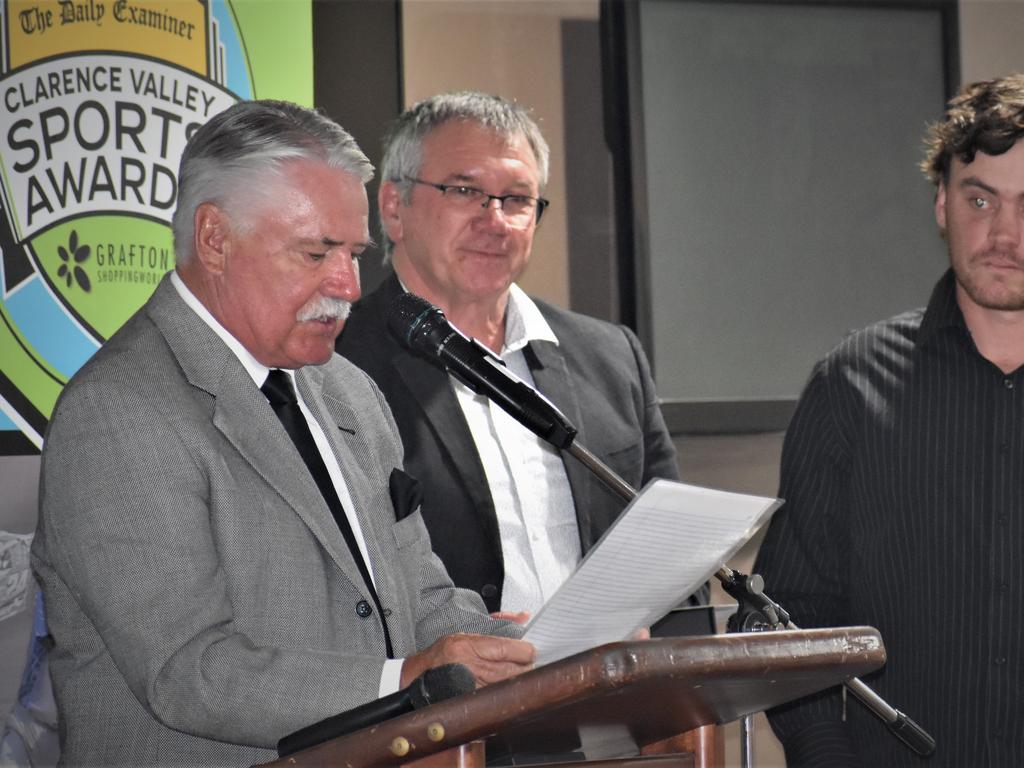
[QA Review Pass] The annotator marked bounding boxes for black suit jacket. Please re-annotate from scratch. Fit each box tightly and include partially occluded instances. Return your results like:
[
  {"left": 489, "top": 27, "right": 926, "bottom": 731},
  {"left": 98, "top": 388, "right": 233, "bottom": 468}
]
[{"left": 337, "top": 274, "right": 683, "bottom": 612}]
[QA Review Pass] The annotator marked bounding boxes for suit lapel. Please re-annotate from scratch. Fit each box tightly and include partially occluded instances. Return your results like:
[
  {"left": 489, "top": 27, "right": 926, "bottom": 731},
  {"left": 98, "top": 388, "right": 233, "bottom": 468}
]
[
  {"left": 525, "top": 337, "right": 596, "bottom": 546},
  {"left": 294, "top": 366, "right": 393, "bottom": 600},
  {"left": 211, "top": 377, "right": 361, "bottom": 583},
  {"left": 391, "top": 354, "right": 498, "bottom": 533},
  {"left": 375, "top": 275, "right": 501, "bottom": 545},
  {"left": 146, "top": 275, "right": 361, "bottom": 586}
]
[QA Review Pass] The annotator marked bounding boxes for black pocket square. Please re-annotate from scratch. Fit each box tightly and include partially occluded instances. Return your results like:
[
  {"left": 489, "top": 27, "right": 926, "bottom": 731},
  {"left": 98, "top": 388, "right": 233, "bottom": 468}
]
[{"left": 389, "top": 468, "right": 423, "bottom": 521}]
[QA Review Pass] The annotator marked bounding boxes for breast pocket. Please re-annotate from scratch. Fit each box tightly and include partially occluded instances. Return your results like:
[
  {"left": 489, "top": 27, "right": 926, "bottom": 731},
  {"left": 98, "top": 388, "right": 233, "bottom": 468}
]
[{"left": 392, "top": 507, "right": 430, "bottom": 551}]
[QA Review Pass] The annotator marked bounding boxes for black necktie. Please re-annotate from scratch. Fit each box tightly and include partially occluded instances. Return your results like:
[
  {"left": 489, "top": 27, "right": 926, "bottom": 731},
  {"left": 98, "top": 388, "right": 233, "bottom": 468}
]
[{"left": 261, "top": 369, "right": 392, "bottom": 657}]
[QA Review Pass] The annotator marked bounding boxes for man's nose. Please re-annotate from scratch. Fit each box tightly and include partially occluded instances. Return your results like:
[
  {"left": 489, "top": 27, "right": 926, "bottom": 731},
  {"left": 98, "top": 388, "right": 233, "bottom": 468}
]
[
  {"left": 474, "top": 197, "right": 512, "bottom": 232},
  {"left": 990, "top": 205, "right": 1022, "bottom": 249},
  {"left": 323, "top": 251, "right": 361, "bottom": 300}
]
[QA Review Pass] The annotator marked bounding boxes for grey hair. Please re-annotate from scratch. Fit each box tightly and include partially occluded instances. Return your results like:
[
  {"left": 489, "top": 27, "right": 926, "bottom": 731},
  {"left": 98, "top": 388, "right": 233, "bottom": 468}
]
[
  {"left": 171, "top": 99, "right": 374, "bottom": 264},
  {"left": 379, "top": 91, "right": 550, "bottom": 260}
]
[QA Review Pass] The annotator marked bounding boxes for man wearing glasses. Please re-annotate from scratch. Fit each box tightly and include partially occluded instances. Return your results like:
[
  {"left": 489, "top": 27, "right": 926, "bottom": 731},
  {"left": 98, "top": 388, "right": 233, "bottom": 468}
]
[{"left": 338, "top": 92, "right": 698, "bottom": 622}]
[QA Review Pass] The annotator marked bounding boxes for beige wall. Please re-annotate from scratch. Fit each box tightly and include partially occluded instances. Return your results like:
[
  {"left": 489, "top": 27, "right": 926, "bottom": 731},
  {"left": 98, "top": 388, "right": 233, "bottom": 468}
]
[
  {"left": 401, "top": 0, "right": 600, "bottom": 310},
  {"left": 960, "top": 0, "right": 1024, "bottom": 83}
]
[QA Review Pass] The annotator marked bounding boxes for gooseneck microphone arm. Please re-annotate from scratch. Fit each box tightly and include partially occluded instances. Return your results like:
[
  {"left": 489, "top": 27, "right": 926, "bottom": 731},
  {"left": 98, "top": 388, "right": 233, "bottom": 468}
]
[{"left": 386, "top": 292, "right": 935, "bottom": 759}]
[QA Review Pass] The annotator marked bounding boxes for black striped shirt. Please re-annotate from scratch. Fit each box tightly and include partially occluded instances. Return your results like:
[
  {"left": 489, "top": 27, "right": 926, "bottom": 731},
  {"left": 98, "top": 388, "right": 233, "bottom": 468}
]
[{"left": 754, "top": 269, "right": 1024, "bottom": 767}]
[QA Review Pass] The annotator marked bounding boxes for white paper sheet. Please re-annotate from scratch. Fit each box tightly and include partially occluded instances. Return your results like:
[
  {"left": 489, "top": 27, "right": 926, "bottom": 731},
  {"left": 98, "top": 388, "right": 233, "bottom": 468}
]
[{"left": 523, "top": 478, "right": 782, "bottom": 665}]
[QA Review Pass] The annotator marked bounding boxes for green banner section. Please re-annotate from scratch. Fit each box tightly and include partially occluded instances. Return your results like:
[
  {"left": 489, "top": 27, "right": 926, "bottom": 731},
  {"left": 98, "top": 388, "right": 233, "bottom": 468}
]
[{"left": 232, "top": 0, "right": 313, "bottom": 105}]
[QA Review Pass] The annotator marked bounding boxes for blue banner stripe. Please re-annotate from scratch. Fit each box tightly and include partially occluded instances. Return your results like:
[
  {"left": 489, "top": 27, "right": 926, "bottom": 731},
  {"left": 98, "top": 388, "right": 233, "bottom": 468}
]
[
  {"left": 5, "top": 277, "right": 99, "bottom": 380},
  {"left": 213, "top": 2, "right": 253, "bottom": 99}
]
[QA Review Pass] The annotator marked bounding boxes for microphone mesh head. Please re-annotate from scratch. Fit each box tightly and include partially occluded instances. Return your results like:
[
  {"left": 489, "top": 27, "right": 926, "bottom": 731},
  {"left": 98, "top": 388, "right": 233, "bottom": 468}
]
[
  {"left": 387, "top": 293, "right": 436, "bottom": 349},
  {"left": 388, "top": 292, "right": 453, "bottom": 357},
  {"left": 412, "top": 663, "right": 476, "bottom": 708}
]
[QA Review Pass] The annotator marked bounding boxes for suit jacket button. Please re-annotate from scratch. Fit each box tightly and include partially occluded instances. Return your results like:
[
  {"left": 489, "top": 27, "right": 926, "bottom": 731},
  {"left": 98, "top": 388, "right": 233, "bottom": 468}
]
[
  {"left": 355, "top": 600, "right": 373, "bottom": 618},
  {"left": 480, "top": 584, "right": 498, "bottom": 599}
]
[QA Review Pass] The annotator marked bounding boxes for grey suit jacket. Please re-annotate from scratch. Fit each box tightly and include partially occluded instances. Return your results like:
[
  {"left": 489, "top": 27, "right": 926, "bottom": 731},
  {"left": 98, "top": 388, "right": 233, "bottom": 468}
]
[
  {"left": 31, "top": 274, "right": 511, "bottom": 767},
  {"left": 337, "top": 274, "right": 685, "bottom": 613}
]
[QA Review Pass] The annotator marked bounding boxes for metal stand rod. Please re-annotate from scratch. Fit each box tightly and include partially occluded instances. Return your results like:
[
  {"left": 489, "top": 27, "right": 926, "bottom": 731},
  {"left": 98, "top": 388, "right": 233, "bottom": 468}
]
[
  {"left": 739, "top": 714, "right": 755, "bottom": 768},
  {"left": 715, "top": 566, "right": 934, "bottom": 756},
  {"left": 565, "top": 441, "right": 636, "bottom": 503}
]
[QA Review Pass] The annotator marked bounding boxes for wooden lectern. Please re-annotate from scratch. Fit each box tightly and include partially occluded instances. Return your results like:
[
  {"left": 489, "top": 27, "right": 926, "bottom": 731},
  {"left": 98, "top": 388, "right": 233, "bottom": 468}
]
[{"left": 258, "top": 627, "right": 884, "bottom": 768}]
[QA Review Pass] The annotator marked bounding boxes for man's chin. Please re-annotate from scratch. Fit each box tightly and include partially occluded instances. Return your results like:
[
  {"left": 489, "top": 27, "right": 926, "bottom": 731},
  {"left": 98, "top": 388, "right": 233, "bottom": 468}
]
[
  {"left": 301, "top": 347, "right": 337, "bottom": 367},
  {"left": 290, "top": 328, "right": 343, "bottom": 367},
  {"left": 958, "top": 272, "right": 1024, "bottom": 312}
]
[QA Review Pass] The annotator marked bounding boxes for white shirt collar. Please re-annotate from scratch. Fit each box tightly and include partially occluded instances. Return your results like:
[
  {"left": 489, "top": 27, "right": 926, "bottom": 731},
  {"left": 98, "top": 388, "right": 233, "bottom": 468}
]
[
  {"left": 170, "top": 270, "right": 272, "bottom": 387},
  {"left": 502, "top": 283, "right": 558, "bottom": 355}
]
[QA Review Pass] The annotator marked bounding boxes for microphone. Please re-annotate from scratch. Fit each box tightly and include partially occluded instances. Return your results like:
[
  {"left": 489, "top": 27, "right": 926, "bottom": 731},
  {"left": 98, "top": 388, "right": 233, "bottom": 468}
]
[
  {"left": 277, "top": 663, "right": 475, "bottom": 757},
  {"left": 388, "top": 292, "right": 578, "bottom": 450}
]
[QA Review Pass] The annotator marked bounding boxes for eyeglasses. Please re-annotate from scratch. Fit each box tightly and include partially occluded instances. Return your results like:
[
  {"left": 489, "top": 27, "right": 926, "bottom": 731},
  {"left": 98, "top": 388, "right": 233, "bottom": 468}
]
[{"left": 402, "top": 177, "right": 549, "bottom": 226}]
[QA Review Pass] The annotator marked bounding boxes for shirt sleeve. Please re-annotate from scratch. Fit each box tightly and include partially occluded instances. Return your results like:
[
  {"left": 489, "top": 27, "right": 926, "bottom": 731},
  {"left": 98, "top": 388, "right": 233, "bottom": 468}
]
[{"left": 752, "top": 357, "right": 859, "bottom": 765}]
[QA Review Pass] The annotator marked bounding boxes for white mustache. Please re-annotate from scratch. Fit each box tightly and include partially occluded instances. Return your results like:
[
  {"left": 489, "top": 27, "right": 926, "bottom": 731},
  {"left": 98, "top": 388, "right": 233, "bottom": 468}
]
[{"left": 296, "top": 295, "right": 352, "bottom": 323}]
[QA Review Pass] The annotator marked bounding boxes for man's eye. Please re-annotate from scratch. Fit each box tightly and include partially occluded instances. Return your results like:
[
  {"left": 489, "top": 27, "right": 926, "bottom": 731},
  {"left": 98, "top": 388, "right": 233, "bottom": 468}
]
[
  {"left": 308, "top": 252, "right": 327, "bottom": 261},
  {"left": 971, "top": 197, "right": 989, "bottom": 209},
  {"left": 450, "top": 186, "right": 479, "bottom": 198}
]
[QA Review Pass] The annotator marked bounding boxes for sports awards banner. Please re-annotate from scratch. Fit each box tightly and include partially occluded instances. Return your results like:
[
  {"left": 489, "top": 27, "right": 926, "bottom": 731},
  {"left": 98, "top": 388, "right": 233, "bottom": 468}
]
[
  {"left": 0, "top": 0, "right": 313, "bottom": 456},
  {"left": 0, "top": 2, "right": 312, "bottom": 728}
]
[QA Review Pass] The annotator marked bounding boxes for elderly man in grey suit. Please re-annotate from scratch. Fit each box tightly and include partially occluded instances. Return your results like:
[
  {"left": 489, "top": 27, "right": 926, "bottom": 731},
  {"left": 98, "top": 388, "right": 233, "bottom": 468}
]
[
  {"left": 31, "top": 100, "right": 533, "bottom": 767},
  {"left": 338, "top": 92, "right": 703, "bottom": 622}
]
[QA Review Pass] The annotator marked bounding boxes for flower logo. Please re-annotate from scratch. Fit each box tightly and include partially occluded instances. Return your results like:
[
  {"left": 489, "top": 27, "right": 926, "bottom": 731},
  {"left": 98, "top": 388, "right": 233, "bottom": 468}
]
[{"left": 57, "top": 230, "right": 91, "bottom": 292}]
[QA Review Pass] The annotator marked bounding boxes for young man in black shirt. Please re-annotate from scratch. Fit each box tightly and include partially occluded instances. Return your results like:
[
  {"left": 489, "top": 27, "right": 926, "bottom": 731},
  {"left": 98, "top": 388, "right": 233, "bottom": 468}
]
[{"left": 755, "top": 74, "right": 1024, "bottom": 767}]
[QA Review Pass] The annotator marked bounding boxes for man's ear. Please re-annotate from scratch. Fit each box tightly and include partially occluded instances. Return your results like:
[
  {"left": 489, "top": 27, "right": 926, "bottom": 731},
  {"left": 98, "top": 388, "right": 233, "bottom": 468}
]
[
  {"left": 934, "top": 180, "right": 948, "bottom": 233},
  {"left": 378, "top": 181, "right": 404, "bottom": 245},
  {"left": 194, "top": 203, "right": 230, "bottom": 275}
]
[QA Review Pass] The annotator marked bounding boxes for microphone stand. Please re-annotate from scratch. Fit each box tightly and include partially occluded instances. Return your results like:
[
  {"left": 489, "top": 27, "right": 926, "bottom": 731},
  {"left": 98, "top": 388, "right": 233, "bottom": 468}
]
[{"left": 563, "top": 441, "right": 935, "bottom": 766}]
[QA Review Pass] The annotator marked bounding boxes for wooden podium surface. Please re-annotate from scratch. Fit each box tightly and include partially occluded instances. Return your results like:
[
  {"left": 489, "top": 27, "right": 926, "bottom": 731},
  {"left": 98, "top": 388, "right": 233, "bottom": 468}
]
[{"left": 260, "top": 627, "right": 884, "bottom": 767}]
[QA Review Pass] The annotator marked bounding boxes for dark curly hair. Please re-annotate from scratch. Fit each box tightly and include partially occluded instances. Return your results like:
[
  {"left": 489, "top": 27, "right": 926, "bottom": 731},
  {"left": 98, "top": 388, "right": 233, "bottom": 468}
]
[{"left": 922, "top": 74, "right": 1024, "bottom": 185}]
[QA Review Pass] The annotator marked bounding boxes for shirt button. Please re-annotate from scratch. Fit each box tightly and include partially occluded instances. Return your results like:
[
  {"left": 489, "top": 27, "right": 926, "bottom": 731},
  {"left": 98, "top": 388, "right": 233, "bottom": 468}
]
[
  {"left": 1004, "top": 378, "right": 1014, "bottom": 390},
  {"left": 999, "top": 515, "right": 1009, "bottom": 525},
  {"left": 355, "top": 600, "right": 373, "bottom": 619},
  {"left": 480, "top": 583, "right": 498, "bottom": 598},
  {"left": 997, "top": 583, "right": 1009, "bottom": 594},
  {"left": 995, "top": 657, "right": 1008, "bottom": 666}
]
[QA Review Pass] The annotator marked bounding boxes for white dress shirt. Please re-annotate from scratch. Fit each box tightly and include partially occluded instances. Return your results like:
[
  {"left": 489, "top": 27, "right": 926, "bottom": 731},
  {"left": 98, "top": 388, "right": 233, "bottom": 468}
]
[
  {"left": 451, "top": 284, "right": 581, "bottom": 615},
  {"left": 170, "top": 271, "right": 403, "bottom": 694}
]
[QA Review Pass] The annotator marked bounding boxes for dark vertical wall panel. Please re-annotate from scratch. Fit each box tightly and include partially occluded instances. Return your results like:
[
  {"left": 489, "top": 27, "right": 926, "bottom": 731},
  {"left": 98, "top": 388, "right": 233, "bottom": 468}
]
[
  {"left": 562, "top": 19, "right": 618, "bottom": 324},
  {"left": 313, "top": 0, "right": 403, "bottom": 294}
]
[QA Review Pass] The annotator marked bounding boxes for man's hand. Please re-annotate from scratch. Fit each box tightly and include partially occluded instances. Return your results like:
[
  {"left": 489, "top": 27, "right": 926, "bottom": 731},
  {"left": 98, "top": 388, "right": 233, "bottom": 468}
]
[
  {"left": 490, "top": 610, "right": 530, "bottom": 625},
  {"left": 401, "top": 633, "right": 535, "bottom": 689}
]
